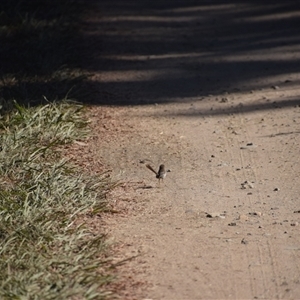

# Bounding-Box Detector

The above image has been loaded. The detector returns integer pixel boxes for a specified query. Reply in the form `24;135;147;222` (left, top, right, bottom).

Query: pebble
291;222;299;227
228;222;237;226
249;212;262;217
206;212;226;219
240;143;257;150
238;214;249;221
220;97;228;103
241;181;254;189
241;238;248;245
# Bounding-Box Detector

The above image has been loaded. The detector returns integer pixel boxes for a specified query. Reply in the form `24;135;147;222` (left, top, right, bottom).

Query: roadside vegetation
0;1;116;299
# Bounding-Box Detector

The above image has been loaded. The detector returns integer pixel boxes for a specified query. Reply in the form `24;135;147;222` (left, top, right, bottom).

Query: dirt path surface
84;1;300;299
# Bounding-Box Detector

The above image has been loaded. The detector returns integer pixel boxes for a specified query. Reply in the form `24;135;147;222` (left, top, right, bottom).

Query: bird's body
156;164;167;181
146;164;170;183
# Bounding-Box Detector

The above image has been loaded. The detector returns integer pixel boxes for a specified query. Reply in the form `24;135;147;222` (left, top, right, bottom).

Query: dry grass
0;1;119;298
0;101;116;299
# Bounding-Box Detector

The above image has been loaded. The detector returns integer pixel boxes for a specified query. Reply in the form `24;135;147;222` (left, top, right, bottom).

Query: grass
0;1;119;299
0;101;116;299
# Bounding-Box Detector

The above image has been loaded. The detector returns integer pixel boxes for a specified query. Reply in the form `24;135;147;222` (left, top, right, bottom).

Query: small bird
146;164;170;183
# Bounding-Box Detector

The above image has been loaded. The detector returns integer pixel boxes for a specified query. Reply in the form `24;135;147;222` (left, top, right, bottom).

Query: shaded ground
0;0;94;109
83;1;300;299
86;1;300;107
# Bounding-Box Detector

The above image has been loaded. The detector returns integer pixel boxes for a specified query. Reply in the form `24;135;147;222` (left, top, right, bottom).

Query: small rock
272;85;280;90
293;210;300;214
241;238;248;245
238;214;249;221
220;97;228;103
241;143;257;149
274;187;280;191
206;212;225;219
249;212;262;217
291;222;299;227
228;222;237;226
241;181;254;189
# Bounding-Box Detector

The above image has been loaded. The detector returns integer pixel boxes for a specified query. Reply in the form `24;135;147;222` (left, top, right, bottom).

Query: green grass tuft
0;102;115;299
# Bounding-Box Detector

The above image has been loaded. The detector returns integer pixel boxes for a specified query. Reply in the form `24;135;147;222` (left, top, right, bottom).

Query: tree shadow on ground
0;0;95;111
81;0;300;114
1;0;300;115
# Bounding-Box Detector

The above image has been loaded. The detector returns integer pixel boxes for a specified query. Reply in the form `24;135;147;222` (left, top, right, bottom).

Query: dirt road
85;1;300;299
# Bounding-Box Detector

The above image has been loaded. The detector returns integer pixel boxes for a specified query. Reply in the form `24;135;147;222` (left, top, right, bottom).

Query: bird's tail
146;164;158;175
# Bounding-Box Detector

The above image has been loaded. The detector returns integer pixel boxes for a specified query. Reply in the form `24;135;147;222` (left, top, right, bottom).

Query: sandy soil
83;1;300;299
